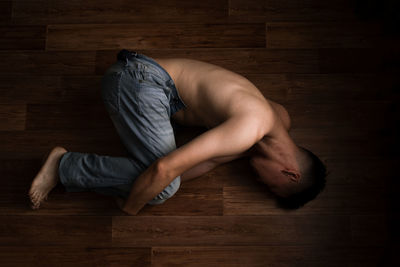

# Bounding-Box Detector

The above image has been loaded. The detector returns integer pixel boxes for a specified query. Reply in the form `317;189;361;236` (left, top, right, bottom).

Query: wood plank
351;215;389;246
12;0;228;24
229;0;358;22
289;128;393;158
318;48;386;73
96;49;320;75
46;23;265;51
242;73;397;103
0;129;127;159
0;75;102;104
0;51;96;75
112;215;351;246
26;103;109;130
0;0;12;24
0;246;151;266
152;246;384;267
139;186;222;216
285;101;393;130
0;216;111;246
314;157;396;186
223;185;389;216
267;22;382;49
0;25;46;50
0;104;26;131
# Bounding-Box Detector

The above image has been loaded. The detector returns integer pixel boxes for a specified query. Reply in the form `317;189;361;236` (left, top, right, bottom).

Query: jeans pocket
101;71;122;115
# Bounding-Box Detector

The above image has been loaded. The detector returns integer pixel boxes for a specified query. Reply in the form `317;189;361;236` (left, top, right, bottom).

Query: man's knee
147;175;181;205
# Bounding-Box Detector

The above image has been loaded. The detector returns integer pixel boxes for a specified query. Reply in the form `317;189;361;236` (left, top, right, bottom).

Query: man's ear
281;169;301;183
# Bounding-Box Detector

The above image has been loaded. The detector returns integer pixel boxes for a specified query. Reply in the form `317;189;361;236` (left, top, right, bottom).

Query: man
29;49;326;213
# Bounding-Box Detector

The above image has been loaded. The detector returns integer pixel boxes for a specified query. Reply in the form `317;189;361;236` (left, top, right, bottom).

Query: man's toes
29;192;35;202
36;193;43;202
31;193;40;204
31;195;38;204
31;197;41;207
34;192;41;200
31;192;38;202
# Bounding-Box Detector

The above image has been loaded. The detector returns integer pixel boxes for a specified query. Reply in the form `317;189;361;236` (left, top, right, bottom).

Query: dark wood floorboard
0;51;96;75
266;22;383;49
112;215;351;246
0;0;398;266
46;23;266;50
151;246;384;267
11;0;229;24
229;0;359;22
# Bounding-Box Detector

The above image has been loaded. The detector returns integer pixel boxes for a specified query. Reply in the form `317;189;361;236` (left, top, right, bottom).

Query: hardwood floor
0;0;398;266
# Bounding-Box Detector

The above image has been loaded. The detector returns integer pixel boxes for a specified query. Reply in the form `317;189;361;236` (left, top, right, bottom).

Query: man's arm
180;151;251;182
122;112;274;215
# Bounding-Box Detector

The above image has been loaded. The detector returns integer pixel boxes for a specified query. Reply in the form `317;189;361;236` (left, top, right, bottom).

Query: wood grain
0;51;96;75
0;0;12;24
46;23;265;51
0;104;26;131
152;246;384;267
0;25;46;50
0;75;101;104
0;246;151;266
267;22;382;48
0;0;397;265
12;0;228;24
229;0;358;22
112;215;350;246
0;215;111;246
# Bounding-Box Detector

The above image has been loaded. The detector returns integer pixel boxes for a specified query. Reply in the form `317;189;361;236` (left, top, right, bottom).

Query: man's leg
111;60;181;205
57;58;181;205
58;151;146;199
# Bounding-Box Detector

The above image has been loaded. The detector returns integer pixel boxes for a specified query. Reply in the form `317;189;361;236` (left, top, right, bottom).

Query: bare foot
28;146;68;210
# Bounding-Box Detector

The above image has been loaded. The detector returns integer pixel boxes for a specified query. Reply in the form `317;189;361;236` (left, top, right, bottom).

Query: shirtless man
29;50;326;213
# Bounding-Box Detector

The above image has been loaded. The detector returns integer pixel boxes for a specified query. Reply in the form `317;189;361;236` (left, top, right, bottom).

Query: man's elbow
147;159;181;205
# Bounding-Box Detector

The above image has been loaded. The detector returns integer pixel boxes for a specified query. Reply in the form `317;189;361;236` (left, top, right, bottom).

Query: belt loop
117;49;138;65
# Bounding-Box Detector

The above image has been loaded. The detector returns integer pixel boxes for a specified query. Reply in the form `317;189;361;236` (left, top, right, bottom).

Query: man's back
154;58;272;129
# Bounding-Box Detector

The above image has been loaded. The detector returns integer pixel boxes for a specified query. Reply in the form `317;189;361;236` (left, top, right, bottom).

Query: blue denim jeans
58;50;187;205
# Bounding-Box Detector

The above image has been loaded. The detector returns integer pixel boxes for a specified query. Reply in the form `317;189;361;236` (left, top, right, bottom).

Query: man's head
249;136;327;209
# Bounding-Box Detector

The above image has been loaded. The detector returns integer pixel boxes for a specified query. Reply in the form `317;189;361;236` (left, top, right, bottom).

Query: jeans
58;49;187;205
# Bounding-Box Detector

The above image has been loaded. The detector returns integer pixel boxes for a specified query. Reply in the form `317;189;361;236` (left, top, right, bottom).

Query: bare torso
153;57;272;129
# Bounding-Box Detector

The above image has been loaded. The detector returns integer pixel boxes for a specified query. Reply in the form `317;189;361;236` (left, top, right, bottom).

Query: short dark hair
276;147;327;209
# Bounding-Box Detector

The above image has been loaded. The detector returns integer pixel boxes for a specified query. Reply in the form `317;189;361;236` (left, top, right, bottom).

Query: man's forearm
181;152;250;182
122;159;171;215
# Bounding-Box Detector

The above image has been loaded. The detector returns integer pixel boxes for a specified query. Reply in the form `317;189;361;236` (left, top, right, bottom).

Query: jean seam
58;152;69;186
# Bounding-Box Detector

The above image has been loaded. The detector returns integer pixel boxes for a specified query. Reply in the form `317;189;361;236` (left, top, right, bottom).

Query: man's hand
122;158;172;215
